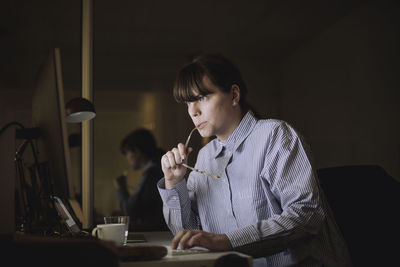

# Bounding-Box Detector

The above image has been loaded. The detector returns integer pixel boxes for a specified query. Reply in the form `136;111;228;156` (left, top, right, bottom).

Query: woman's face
186;76;241;141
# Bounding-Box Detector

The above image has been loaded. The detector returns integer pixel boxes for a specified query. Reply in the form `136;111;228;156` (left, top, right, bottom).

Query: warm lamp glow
65;97;96;123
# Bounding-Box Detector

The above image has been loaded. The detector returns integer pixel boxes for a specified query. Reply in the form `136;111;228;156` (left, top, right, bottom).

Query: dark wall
280;0;400;179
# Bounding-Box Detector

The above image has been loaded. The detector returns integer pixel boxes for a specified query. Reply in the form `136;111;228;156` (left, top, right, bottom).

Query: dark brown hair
120;128;162;159
173;54;249;110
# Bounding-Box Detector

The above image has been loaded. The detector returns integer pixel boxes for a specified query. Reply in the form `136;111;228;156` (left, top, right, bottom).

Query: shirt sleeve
225;122;325;257
157;177;201;234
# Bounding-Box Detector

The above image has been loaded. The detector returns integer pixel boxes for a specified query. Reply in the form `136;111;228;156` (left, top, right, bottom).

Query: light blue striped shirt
158;111;351;267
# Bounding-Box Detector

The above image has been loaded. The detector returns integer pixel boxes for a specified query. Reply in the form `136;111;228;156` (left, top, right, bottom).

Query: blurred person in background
115;128;168;231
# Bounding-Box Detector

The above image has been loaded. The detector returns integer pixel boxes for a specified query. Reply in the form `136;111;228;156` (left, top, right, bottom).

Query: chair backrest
317;165;400;266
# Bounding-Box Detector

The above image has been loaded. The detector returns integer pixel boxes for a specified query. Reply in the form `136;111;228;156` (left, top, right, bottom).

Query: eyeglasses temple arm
181;163;221;179
185;127;197;148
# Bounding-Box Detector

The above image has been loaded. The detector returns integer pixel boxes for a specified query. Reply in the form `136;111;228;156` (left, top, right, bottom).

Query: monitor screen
31;48;75;203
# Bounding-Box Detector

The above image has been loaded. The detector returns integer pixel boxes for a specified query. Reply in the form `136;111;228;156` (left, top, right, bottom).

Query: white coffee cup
92;223;125;246
104;216;130;245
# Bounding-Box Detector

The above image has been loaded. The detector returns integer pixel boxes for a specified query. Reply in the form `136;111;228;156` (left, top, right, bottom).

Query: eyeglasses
181;127;233;179
181;127;221;179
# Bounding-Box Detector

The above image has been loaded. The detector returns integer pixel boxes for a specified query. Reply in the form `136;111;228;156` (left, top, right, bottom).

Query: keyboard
170;248;209;256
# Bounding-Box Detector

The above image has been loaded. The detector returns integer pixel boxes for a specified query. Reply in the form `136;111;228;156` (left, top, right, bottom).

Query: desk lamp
65;97;96;123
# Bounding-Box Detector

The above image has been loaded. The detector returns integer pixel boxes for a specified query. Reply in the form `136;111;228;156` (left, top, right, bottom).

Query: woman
157;54;352;267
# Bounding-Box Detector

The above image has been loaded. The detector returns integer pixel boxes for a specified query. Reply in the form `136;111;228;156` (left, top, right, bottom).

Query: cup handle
92;227;98;237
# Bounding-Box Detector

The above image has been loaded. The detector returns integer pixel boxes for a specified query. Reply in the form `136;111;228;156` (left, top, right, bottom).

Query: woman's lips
196;122;207;129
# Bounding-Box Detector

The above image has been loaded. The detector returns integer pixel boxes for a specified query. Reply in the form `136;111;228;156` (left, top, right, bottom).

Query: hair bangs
173;63;211;103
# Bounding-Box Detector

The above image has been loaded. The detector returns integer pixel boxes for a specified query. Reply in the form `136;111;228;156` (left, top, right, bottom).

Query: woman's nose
188;102;200;117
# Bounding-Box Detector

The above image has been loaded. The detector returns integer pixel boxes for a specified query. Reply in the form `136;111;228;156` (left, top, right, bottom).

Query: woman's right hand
161;143;192;189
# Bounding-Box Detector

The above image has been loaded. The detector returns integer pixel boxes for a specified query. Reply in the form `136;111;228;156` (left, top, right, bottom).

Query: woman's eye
198;96;206;101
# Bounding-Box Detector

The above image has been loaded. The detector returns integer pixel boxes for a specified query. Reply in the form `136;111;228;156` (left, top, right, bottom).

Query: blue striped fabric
158;111;352;267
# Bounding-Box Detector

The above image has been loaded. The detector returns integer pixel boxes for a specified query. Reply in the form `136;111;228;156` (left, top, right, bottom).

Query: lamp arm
0;121;25;136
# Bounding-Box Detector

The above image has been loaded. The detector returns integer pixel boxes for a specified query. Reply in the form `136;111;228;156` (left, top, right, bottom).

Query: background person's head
120;128;158;170
173;53;249;113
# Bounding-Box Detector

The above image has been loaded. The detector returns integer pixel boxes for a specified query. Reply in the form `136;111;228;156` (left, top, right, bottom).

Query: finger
161;154;171;169
172;147;182;165
187;232;203;248
179;231;197;250
177;143;186;161
165;151;177;169
171;230;186;250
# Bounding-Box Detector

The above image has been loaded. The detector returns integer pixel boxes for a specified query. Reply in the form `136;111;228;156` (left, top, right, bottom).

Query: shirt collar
214;110;257;158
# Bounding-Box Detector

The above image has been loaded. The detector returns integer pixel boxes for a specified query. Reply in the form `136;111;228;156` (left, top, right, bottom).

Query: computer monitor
31;48;83;228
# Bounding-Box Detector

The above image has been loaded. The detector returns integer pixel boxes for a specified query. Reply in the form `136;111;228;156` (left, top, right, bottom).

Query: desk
120;232;253;267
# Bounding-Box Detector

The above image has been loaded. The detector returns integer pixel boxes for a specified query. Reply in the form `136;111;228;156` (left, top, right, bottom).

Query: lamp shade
65;97;96;123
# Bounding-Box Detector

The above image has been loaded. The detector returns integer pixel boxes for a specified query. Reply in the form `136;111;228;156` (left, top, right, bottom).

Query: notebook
127;232;147;243
53;196;81;234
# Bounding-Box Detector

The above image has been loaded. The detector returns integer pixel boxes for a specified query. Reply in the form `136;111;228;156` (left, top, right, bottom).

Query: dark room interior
1;0;399;266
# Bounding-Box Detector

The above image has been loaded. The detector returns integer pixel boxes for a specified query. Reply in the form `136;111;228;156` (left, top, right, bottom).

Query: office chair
317;165;400;267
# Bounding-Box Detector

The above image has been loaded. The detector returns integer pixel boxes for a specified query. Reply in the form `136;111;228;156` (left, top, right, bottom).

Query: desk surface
120;231;253;267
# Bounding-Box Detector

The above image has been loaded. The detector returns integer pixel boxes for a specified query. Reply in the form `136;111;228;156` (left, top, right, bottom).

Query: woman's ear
231;84;241;106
